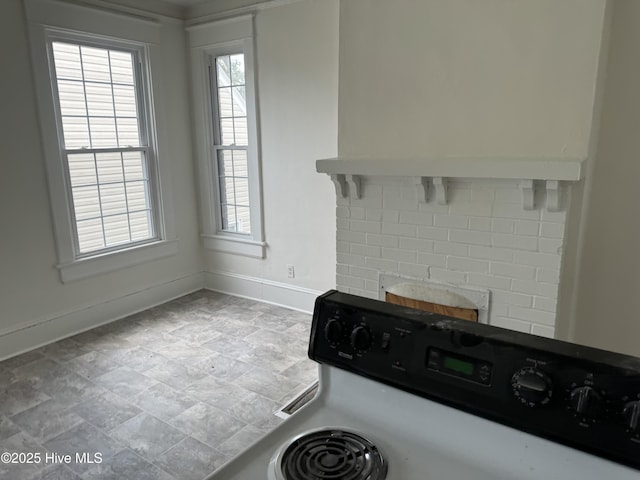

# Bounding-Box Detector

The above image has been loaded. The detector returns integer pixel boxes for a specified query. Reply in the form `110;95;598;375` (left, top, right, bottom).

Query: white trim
57;239;179;283
0;273;203;361
185;0;305;24
316;157;584;181
202;234;265;259
24;0;162;44
204;271;323;313
188;15;265;259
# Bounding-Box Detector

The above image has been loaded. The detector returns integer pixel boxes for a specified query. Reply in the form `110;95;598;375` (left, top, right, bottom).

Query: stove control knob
324;319;344;346
511;367;553;407
350;326;372;352
623;401;640;432
570;386;603;418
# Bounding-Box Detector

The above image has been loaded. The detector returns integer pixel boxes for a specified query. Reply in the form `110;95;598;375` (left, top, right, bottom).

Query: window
188;16;265;258
212;53;251;234
25;0;178;282
50;40;156;254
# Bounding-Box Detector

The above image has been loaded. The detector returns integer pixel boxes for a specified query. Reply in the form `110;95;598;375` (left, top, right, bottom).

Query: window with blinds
212;53;251;235
50;41;156;255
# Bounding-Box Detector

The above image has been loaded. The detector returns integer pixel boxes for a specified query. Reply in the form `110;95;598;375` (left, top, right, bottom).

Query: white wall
0;0;202;358
204;0;339;303
570;0;640;357
338;0;605;158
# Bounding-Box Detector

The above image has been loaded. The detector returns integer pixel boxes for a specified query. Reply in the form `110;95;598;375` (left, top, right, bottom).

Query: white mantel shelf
316;157;584;180
317;157;585;211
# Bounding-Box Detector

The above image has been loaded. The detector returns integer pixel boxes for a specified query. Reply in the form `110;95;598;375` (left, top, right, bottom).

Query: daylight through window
214;53;251;234
51;41;155;254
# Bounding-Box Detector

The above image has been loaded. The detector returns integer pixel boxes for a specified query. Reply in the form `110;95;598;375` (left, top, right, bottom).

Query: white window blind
51;41;155;254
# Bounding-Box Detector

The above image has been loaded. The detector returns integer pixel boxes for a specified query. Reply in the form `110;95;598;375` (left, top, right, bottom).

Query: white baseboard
204;270;324;313
0;272;204;361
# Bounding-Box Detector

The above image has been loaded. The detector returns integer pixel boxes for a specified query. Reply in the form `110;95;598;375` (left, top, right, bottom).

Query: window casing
189;17;265;258
48;37;159;256
25;0;178;282
211;52;252;235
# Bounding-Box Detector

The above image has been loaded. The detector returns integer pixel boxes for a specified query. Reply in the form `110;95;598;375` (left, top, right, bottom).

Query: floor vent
276;381;319;418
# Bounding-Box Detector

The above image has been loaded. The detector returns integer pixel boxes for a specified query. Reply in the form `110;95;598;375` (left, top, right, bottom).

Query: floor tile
0;378;51;417
110;413;185;461
221;391;281;425
37;339;92;363
201;334;255;358
280;359;319;385
102;346;167;373
169;402;245;448
133;383;197;421
154;436;229;480
0;414;21;440
0;350;45;370
40;372;107;405
216;424;267;458
11;358;70;390
235;367;301;402
66;351;122;380
165;321;222;346
0;431;48;479
0;366;15;385
93;368;158;398
11;398;84;443
43;422;124;474
252;312;298;332
81;449;175;480
144;359;208;390
214;305;262;323
151;339;213;363
72;392;141;431
26;464;83;480
207;317;259;339
237;343;299;373
244;329;308;358
182;376;250;412
199;352;252;382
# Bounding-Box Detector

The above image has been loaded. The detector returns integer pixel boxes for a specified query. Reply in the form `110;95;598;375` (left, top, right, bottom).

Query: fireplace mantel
316;156;584;211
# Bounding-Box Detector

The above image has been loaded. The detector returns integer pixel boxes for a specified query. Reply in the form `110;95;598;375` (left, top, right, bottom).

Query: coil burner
271;428;387;480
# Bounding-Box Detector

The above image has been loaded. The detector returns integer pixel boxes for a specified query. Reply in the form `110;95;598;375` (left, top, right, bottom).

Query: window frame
188;16;265;258
47;33;162;258
25;0;178;282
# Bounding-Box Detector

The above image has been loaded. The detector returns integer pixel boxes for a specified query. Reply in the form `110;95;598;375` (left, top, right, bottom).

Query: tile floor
0;290;318;479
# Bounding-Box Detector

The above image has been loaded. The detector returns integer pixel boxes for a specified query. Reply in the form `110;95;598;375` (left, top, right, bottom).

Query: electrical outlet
287;264;295;278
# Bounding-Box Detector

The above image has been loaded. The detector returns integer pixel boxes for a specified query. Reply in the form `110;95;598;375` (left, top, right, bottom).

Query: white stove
208;290;640;480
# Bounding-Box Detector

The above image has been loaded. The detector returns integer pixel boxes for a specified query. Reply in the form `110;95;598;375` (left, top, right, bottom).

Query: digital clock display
443;355;475;376
427;348;492;385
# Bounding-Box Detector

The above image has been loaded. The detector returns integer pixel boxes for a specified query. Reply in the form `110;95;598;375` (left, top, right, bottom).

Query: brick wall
335;176;567;337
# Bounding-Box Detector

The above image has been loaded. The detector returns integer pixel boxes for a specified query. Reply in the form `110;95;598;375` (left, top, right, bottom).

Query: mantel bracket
414;176;429;203
546;180;561;212
329;174;347;198
432;177;448;205
520;179;535;210
346;174;361;199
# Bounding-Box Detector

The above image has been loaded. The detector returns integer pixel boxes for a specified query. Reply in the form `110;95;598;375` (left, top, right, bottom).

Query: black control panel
308;290;640;471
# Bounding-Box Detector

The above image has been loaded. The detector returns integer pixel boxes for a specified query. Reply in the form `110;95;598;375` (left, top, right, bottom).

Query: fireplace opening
385;290;478;322
380;274;490;324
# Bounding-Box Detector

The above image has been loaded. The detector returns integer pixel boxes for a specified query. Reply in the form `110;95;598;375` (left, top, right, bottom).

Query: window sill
56;239;179;283
202;234;266;258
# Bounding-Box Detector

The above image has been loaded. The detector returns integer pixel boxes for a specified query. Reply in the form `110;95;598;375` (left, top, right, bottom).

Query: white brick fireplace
318;158;584;338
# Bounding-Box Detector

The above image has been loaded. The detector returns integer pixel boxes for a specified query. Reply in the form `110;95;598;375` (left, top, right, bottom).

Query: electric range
208;290;640;480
